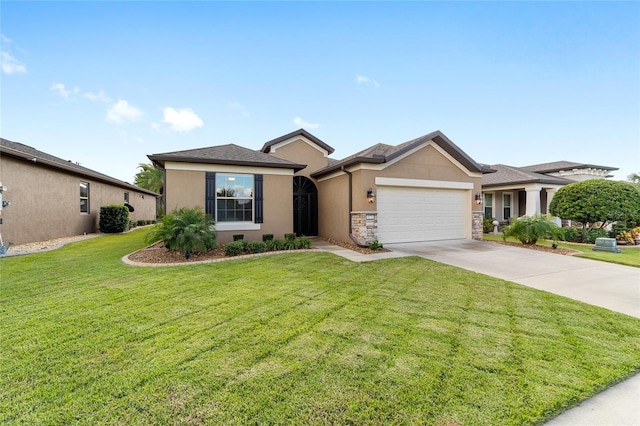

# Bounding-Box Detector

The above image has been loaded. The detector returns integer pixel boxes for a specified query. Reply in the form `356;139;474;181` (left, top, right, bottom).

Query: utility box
593;238;621;254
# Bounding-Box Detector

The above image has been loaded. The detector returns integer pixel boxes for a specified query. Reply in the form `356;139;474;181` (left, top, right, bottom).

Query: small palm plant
502;214;562;245
146;207;216;258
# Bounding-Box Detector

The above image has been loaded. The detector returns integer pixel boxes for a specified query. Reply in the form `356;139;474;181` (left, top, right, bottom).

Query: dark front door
293;176;318;236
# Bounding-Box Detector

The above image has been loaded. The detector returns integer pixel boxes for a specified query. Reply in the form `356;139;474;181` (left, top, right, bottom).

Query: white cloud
50;83;72;98
106;100;143;124
230;102;250;117
1;35;27;75
355;74;380;88
163;107;203;132
293;117;320;129
84;89;111;103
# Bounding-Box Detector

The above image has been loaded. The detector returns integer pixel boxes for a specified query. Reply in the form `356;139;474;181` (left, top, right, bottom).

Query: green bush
262;234;274;242
502;215;562;245
146;206;217;258
583;228;609;243
128;220;137;230
136;220;146;226
233;234;244;241
368;240;383;250
224;241;245;256
285;233;296;241
283;238;298;250
267;238;286;251
247;241;267;254
99;205;130;233
559;226;579;242
483;217;495;234
297;237;312;249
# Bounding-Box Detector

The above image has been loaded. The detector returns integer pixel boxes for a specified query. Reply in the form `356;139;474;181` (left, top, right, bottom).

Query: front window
124;192;129;203
503;193;512;221
80;182;89;213
216;174;253;222
483;193;493;219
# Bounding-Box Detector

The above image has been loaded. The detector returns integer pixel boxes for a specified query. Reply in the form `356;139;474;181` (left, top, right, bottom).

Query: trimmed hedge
99;205;130;233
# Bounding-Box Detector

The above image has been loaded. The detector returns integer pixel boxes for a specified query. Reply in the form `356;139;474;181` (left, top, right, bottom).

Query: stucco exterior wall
267;139;329;177
164;167;294;244
317;173;350;242
0;156;157;245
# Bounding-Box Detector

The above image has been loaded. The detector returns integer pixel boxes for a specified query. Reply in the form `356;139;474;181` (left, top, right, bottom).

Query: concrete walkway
318;238;640;425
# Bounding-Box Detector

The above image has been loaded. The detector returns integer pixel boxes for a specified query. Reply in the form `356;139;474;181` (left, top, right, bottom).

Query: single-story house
148;129;494;245
480;161;618;222
0;138;158;245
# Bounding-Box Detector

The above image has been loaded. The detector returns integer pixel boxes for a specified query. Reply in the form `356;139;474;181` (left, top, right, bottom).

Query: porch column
546;188;561;225
525;187;541;217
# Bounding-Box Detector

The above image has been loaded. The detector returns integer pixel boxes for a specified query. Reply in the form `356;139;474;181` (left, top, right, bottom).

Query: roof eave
148;155;306;172
310;157;385;178
261;128;335;155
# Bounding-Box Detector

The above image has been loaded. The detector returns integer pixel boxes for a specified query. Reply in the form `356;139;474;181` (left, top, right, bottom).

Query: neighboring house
149;129;493;245
0;138;158;245
481;161;618;222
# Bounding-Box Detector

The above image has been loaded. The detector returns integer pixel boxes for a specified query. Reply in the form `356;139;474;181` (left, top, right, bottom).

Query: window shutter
205;172;216;218
255;174;264;223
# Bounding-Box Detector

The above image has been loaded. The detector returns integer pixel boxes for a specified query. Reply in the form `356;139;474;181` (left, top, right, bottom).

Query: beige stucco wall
164;167;294;244
316;143;483;243
0;156;157;245
267;139;329;177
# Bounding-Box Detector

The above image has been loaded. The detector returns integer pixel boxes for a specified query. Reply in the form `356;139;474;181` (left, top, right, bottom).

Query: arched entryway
293;176;318;236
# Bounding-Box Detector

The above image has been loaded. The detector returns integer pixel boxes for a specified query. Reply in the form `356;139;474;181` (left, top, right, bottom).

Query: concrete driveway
385;239;640;426
386;239;640;318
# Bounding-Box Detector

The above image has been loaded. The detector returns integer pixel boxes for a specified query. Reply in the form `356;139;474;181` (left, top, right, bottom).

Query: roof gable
261;129;335;155
0;138;158;196
311;130;486;178
148;143;306;171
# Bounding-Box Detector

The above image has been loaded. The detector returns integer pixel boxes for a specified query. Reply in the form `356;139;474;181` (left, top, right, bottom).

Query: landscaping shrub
502;214;562;245
266;238;285;251
247;241;267;254
483;217;495;234
262;234;274;242
368;240;383;250
283;237;298;250
297;237;312;249
99;205;130;233
145;206;216;258
224;240;245;256
137;220;146;226
128;220;136;230
285;233;296;241
583;228;609;244
559;226;579;242
233;234;244;241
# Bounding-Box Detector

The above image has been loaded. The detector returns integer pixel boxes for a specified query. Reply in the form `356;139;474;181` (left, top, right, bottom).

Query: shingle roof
148;143;306;171
261;128;335;155
311;130;488;178
482;164;572;187
520;161;618;174
0;138;159;196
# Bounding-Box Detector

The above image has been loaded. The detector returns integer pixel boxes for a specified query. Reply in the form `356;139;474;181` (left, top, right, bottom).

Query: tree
134;163;164;216
628;172;640;187
549;179;640;236
134;163;163;194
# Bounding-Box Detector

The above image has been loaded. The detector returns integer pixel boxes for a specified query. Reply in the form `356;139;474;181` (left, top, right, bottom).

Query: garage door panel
377;186;466;243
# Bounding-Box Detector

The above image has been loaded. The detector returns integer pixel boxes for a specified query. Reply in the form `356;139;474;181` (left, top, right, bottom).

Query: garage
376;179;471;244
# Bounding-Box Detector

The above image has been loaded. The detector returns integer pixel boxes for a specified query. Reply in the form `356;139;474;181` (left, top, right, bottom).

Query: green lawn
2;229;640;425
483;233;640;267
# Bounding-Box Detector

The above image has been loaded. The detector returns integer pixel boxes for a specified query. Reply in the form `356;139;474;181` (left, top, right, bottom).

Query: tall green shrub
146;206;216;258
502;215;562;245
99;205;130;233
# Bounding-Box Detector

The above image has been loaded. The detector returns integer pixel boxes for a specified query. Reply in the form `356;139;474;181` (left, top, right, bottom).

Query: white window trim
216;173;254;224
502;192;513;221
483;191;494;218
216;222;261;231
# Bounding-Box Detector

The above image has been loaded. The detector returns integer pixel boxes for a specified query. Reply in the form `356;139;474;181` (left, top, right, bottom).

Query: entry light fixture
475;193;483;205
367;188;376;203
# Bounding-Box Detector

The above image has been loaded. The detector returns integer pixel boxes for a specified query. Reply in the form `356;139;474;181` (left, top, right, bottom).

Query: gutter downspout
341;166;368;248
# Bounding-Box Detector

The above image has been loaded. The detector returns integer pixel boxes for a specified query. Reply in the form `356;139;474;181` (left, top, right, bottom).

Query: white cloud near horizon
106;100;143;124
163;107;203;131
1;35;27;75
50;83;80;99
293;117;320;129
355;74;380;88
84;89;111;103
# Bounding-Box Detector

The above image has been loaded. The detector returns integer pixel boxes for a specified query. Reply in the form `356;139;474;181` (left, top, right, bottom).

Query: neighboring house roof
519;161;618;174
482;164;573;187
261;128;335;155
0;138;159;196
148;143;306;172
311;130;490;178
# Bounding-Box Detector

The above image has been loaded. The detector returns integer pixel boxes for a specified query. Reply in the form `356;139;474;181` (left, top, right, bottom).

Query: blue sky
2;1;638;183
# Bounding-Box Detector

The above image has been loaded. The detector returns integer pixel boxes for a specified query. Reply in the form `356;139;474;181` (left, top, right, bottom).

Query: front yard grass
483;233;640;268
2;229;640;425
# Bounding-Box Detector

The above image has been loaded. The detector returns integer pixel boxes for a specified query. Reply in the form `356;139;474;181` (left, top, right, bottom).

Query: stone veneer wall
472;212;484;240
351;212;378;245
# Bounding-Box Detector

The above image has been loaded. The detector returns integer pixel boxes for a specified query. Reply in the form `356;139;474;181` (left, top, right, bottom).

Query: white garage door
377;186;467;243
